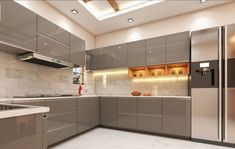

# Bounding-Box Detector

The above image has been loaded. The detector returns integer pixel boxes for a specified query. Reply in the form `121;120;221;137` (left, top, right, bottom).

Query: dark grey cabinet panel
47;124;77;146
0;114;43;149
100;97;117;127
37;34;70;61
127;40;146;67
86;49;99;70
45;98;77;116
37;16;69;45
13;100;44;106
112;44;128;68
70;34;85;66
77;98;90;133
46;112;77;131
146;36;166;65
0;1;37;53
117;97;138;129
90;97;100;128
138;98;162;133
166;31;190;63
98;46;113;69
162;98;191;137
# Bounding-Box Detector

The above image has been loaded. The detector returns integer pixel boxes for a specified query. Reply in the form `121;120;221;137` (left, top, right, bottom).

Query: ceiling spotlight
71;9;79;14
128;18;134;23
200;0;207;3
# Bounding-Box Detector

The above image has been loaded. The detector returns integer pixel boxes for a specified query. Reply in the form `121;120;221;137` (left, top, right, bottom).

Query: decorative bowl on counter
131;91;141;96
143;92;152;96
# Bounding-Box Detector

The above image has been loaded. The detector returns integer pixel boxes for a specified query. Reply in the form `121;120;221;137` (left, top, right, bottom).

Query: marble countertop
0;103;49;119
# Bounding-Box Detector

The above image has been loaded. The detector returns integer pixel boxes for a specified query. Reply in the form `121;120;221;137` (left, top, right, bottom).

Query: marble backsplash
94;73;189;96
0;51;80;98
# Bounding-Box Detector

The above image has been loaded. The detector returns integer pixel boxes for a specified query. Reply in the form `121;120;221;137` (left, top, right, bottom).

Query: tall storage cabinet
0;1;37;54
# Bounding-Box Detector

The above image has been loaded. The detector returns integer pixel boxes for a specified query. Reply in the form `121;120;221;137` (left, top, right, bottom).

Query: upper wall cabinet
98;46;113;69
0;1;37;53
37;16;69;45
37;16;70;61
37;34;70;61
166;31;190;64
70;34;85;66
146;36;166;65
86;49;99;70
127;40;146;67
112;44;128;68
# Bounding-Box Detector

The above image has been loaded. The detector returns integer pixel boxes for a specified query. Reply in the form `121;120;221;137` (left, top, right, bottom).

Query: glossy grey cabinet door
37;34;70;61
0;114;43;149
127;40;146;67
47;124;77;146
112;44;128;68
98;46;113;69
0;1;36;53
77;98;90;133
100;97;117;127
138;97;162;133
162;98;191;137
86;49;99;70
45;98;77;116
37;16;69;45
90;97;100;128
166;31;190;63
70;34;85;66
146;36;166;65
117;97;138;130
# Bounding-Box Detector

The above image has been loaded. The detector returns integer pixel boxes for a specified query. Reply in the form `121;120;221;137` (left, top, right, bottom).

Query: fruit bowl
131;91;141;96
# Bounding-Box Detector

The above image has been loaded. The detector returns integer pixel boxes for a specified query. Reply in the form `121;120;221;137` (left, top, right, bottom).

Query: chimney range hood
18;53;74;68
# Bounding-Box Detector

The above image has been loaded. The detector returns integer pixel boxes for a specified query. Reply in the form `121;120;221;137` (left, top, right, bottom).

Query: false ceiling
47;0;232;35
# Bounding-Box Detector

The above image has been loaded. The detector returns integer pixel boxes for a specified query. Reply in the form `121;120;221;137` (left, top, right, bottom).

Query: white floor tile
49;128;232;149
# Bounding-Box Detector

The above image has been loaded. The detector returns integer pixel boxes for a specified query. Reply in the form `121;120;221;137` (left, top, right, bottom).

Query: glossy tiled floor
50;128;231;149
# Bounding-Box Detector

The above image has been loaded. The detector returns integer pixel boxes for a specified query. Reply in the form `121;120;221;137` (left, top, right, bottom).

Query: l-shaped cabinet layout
13;96;191;148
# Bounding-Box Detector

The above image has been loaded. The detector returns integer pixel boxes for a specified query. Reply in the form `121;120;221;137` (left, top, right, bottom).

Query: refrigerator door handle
218;27;222;141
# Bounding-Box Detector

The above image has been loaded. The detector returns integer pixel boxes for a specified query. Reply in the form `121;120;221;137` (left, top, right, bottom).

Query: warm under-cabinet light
132;76;189;83
93;70;128;76
200;0;207;3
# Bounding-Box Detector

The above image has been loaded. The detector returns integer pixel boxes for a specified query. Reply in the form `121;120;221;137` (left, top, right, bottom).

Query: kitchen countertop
0;103;49;119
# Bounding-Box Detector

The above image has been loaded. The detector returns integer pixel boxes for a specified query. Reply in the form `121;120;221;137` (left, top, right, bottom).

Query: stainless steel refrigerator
191;24;235;145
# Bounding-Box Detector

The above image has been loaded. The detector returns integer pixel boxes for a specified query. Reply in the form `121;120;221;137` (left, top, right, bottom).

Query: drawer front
13;100;44;106
46;111;77;131
47;124;77;146
45;98;77;115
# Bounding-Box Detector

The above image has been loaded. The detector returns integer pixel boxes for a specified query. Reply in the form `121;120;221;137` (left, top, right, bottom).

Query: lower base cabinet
47;124;77;146
77;97;99;134
0;114;43;149
138;97;162;133
117;97;138;130
162;98;191;137
100;97;117;127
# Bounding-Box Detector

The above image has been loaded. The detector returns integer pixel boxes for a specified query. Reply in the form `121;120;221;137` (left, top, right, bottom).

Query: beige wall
96;2;235;48
15;0;95;50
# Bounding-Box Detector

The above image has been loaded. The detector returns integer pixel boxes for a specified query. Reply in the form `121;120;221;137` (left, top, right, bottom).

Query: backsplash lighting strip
93;70;128;76
132;76;189;82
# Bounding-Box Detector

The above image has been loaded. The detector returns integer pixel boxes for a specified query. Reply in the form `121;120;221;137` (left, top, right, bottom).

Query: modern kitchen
0;0;235;149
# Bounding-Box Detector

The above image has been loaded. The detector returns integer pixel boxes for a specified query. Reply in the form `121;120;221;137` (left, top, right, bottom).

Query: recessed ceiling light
200;0;207;3
71;9;79;14
128;18;134;23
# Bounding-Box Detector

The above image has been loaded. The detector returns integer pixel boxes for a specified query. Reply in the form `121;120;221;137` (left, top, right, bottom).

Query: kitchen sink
0;104;28;111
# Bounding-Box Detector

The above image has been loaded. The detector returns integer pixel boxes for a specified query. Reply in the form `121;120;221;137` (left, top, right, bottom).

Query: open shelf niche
128;63;189;78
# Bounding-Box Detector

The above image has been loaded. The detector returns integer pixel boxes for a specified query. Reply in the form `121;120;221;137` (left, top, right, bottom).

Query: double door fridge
191;24;235;145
